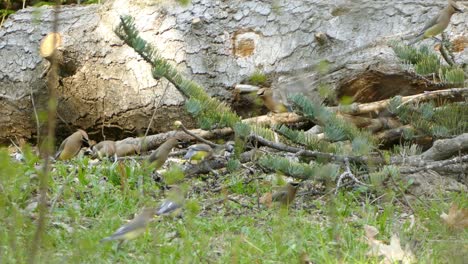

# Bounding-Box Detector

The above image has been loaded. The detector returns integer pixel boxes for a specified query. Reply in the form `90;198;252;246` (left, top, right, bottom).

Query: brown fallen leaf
440;204;468;229
364;225;415;264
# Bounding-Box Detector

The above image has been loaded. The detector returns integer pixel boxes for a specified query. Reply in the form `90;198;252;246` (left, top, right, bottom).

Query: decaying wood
399;154;468;174
391;133;468;166
332;88;468;116
375;125;414;142
116;127;233;152
419;133;468;161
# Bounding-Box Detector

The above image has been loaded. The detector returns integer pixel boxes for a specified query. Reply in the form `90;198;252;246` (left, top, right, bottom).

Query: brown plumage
92;140;117;159
115;142;140;157
257;88;289;113
55;129;90;160
271;182;300;207
148;138;179;169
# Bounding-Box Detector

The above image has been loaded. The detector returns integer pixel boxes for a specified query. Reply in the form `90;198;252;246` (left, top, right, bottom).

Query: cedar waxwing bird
183;143;213;164
55;129;90;160
148;138;179;169
257;88;290;113
115;142;140;157
271;182;301;207
100;207;155;246
409;0;463;45
156;185;185;217
92;140;116;159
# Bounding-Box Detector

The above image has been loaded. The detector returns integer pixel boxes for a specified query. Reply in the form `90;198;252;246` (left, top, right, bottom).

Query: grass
0;147;467;263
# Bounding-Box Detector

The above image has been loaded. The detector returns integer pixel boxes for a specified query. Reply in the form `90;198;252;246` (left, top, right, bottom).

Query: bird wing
107;217;146;239
420;13;440;32
156;200;181;215
54;138;68;159
148;148;161;163
183;148;197;160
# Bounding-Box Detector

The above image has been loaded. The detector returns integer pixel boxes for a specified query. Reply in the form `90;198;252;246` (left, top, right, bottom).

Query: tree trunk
0;0;466;144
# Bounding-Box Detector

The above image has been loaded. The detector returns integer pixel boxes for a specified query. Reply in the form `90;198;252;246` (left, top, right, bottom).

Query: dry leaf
364;225;415;264
440;204;468;229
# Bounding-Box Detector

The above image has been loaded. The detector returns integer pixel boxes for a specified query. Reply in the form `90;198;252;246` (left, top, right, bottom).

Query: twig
145;81;169;137
9;138;22;153
177;122;223;148
439;34;456;67
249;134;379;164
56;112;74;133
28;2;61;263
335;157;367;194
227;197;257;211
389;173;415;214
30;88;41;145
49;179;69;214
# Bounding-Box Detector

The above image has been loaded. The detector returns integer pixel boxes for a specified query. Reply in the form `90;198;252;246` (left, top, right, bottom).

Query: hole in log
337;70;447;103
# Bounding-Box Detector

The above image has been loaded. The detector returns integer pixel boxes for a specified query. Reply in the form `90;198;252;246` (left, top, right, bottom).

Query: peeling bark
0;0;466;144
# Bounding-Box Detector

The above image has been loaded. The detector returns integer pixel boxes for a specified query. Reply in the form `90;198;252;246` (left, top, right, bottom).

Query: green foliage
390;42;465;85
233;123;251;139
390;97;468;138
32;1;56;7
162;165;185;185
226;159;241;172
0;147;466;263
247;71;268;86
115;15;241;129
175;0;191;6
274;124;335;153
290;94;374;152
440;67;465;85
258;155;339;181
250;124;277;142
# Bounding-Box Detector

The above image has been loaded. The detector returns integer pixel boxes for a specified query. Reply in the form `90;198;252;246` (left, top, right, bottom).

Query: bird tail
100;237;113;243
408;33;424;45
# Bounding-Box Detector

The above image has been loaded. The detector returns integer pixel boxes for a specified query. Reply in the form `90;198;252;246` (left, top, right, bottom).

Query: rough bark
0;0;466;144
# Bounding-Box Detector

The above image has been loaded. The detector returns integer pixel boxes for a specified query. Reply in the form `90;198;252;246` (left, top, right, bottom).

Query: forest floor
1;148;467;264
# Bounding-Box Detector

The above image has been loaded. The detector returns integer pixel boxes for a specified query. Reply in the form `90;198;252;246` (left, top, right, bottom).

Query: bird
115;142;140;157
156;185;185;217
55;129;90;160
257;88;290;113
100;207;155;247
148;138;180;169
271;182;301;207
409;0;463;45
91;140;116;159
183;143;213;164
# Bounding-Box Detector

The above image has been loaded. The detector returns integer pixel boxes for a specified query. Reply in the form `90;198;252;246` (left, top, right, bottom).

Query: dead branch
332;88;468;115
399;154;468;174
248;134;383;164
243;112;305;126
116;127;233;152
335;157;367;194
176;122;223;148
375;125;414;142
419;133;468;161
